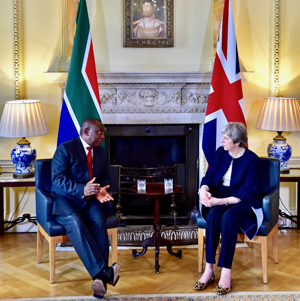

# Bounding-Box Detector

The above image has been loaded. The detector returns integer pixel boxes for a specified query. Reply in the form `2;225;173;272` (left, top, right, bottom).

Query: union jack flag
202;0;246;165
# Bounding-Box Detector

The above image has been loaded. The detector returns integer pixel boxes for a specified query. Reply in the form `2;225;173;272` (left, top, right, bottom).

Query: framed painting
123;0;174;48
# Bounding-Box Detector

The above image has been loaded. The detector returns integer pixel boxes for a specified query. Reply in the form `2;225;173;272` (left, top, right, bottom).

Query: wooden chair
35;159;118;284
197;157;280;284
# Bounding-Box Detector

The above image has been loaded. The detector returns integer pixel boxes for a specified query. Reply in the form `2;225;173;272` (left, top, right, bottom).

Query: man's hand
83;177;102;197
96;185;114;203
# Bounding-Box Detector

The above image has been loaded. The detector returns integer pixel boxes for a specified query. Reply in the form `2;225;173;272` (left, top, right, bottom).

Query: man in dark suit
51;118;120;298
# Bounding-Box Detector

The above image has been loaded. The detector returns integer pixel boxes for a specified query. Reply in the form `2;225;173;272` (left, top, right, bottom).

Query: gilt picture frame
123;0;174;48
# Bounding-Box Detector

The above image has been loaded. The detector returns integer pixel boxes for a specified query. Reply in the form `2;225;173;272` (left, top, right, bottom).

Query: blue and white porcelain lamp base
267;131;291;174
11;137;36;179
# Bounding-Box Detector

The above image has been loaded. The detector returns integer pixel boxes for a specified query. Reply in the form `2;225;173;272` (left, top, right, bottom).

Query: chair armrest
262;187;279;225
105;192;114;216
35;187;55;224
196;215;206;229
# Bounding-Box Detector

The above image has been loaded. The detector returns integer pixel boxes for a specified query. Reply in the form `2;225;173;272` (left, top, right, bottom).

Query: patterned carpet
4;291;300;301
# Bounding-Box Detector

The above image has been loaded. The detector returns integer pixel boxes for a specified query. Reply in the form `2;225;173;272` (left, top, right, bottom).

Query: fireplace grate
110;164;185;226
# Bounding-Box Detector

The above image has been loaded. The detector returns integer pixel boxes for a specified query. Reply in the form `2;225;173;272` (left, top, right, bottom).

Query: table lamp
256;97;300;173
0;100;49;178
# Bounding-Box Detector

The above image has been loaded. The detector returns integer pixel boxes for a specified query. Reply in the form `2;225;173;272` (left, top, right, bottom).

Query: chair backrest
197;157;280;229
35;158;115;220
258;157;280;194
257;157;280;235
35;159;52;193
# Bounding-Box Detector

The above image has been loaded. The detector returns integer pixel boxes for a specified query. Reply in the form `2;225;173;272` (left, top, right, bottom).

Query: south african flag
57;0;102;146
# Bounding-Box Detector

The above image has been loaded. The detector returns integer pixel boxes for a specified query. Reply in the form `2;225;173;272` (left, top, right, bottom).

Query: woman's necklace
229;147;245;160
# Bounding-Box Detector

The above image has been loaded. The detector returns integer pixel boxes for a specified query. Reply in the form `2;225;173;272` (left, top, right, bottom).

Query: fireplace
45;72;212;244
105;124;199;226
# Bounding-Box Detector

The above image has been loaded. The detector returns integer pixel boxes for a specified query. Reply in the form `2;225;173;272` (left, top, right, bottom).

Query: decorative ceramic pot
11;143;36;178
267;139;292;173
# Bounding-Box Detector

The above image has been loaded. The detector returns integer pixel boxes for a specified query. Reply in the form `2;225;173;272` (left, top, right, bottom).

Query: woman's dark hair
222;122;248;147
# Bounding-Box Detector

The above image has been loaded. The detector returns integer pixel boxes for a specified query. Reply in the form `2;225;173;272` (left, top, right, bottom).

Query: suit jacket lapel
74;137;90;182
92;147;102;179
74;136;87;162
215;152;232;186
73;137;104;180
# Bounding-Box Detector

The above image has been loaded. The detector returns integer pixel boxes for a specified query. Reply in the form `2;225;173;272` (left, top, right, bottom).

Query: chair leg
216;238;221;254
109;228;118;263
261;237;268;284
198;228;205;273
37;225;44;264
272;224;279;264
49;237;57;284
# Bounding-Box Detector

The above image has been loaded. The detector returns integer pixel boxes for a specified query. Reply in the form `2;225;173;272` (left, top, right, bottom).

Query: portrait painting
123;0;174;48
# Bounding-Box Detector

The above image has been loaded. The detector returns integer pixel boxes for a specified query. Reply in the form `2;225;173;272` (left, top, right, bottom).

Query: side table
131;182;182;273
0;172;35;235
280;170;300;229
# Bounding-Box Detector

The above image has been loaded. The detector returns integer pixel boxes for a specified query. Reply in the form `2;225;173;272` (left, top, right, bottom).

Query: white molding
44;71;252;85
288;157;300;168
0;160;14;168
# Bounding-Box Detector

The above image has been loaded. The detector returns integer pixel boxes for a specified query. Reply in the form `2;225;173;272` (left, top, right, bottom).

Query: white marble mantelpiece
45;71;215;84
45;72;210;124
44;71;252;125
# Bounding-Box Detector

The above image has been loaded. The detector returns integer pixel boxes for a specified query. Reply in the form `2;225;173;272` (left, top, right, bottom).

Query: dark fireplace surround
105;124;199;227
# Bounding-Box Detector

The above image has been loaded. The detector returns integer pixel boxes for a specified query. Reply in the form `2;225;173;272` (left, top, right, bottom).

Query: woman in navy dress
194;122;263;295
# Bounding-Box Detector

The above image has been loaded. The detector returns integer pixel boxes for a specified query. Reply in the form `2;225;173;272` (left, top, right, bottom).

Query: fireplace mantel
44;71;252;125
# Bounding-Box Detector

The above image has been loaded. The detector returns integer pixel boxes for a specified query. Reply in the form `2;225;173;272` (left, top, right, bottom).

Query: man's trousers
55;198;109;279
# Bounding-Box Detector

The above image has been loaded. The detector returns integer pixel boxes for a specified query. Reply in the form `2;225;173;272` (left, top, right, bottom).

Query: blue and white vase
11;143;36;178
267;139;292;173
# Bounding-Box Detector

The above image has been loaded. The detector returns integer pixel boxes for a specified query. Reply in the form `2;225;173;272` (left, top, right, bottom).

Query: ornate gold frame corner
269;0;280;97
123;0;174;48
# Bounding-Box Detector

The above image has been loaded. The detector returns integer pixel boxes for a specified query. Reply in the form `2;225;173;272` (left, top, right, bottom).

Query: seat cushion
197;212;273;237
43;215;118;238
44;220;67;236
255;221;273;236
106;215;118;229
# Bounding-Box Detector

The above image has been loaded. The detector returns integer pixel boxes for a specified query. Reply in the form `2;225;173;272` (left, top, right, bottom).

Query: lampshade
256;97;300;174
256;97;300;132
0;100;49;138
0;100;49;178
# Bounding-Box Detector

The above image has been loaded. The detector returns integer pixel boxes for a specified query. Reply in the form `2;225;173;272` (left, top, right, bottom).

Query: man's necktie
87;147;93;180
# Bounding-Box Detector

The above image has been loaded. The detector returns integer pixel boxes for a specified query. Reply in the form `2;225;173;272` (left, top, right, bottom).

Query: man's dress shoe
92;279;107;299
103;262;121;286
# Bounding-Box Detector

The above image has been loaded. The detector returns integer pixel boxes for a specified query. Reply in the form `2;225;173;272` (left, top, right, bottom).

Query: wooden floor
0;229;299;299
